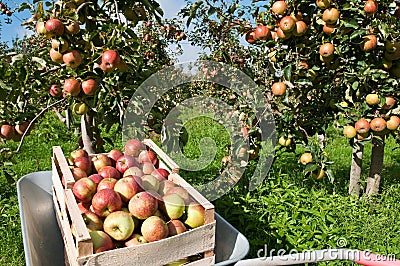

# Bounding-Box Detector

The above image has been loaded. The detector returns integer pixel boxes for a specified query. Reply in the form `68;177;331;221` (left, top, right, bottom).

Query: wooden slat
64;189;93;258
186;256;215;266
143;139;179;173
83;221;216;266
52;159;66;214
53;146;75;189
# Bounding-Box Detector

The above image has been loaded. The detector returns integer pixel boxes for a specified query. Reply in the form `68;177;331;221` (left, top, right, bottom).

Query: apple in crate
128;191;158;220
116;155;137;174
142;162;155;175
151;168;170;182
82;211;103;232
74;156;92;175
161;193;185;220
71;167;87;181
88;174;103;184
98;166;121;179
184;203;205;228
166;186;190;205
89;231;114;254
92;188;122;217
92;154;112;172
158;180;176;195
73;177;97;203
108;149;124;166
125;233;148;247
141;174;160;192
103;211;135;241
165;258;189;266
77;202;91;214
124;139;146;157
123;166;143;177
70;149;89;161
114;176;143;202
97;177;118;191
167;220;187;236
138;150;158;165
141;216;169;242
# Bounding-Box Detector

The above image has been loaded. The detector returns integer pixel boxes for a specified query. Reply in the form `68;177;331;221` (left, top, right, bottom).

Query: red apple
151;168;170;182
116;155;138;174
70;149;89;160
124;139;146;157
81;78;98;96
184;202;205;228
165;187;190;204
71;167;87;181
63;50;82;69
142;162;155;175
141;174;160;192
103;211;135;241
45;19;64;36
49;84;62;98
72;177;97;203
167;220;187;236
89;231;114;253
35;21;47;35
92;188;123;217
158;180;176;195
98;166;121;179
125;233;148;246
128;191;158;220
49;48;63;63
15;121;30;135
92;154;112;172
161;193;185;220
65;20;80;35
123;166;143;177
100;50;121;72
138;150;158;165
74;156;92;175
108;149;124;166
88;174;103;184
1;125;15;140
77;202;91;214
63;78;81;97
141;216;169;242
97;178;118;191
114;176;143;202
82;211;103;232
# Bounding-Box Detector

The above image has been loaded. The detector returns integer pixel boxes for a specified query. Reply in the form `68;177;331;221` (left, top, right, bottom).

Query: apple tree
0;0;186;154
181;0;400;195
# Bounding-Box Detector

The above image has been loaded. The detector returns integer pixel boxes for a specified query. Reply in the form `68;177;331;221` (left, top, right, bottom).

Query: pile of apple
65;138;206;257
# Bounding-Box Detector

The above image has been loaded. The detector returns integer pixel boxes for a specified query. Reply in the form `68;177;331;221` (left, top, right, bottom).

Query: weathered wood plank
53;146;75;189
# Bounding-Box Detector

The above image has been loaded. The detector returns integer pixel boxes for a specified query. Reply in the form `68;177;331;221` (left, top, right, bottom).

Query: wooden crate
51;139;216;266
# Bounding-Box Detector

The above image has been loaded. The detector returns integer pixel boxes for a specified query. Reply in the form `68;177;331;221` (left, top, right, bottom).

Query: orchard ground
1;112;400;265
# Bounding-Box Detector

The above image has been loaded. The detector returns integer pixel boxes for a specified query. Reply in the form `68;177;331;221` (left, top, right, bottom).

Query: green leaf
352;81;359;90
284;64;292;81
343;19;359;29
350;30;365;40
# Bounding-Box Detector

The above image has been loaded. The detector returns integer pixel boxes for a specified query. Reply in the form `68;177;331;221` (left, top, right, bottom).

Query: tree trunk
81;114;96;155
349;139;364;196
365;136;385;196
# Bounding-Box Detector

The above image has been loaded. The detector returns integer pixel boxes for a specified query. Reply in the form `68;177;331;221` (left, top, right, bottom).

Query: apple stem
81;114;96;155
16;98;66;153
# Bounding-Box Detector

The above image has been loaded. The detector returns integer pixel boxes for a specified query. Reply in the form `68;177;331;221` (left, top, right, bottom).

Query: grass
0;113;399;265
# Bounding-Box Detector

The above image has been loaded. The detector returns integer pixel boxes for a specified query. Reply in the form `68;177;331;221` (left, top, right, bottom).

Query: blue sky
0;0;200;62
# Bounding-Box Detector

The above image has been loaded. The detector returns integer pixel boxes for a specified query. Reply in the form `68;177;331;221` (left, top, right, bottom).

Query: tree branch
16;98;66;153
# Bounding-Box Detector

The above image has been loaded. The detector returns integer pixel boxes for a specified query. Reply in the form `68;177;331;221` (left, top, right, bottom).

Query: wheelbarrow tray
17;171;249;266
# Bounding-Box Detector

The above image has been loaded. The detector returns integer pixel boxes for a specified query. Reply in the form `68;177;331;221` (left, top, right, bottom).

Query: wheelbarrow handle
234;249;400;266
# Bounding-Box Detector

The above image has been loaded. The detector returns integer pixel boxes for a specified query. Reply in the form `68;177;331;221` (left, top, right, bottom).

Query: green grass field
1;113;399;265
